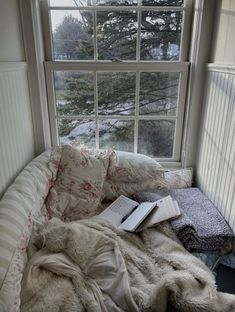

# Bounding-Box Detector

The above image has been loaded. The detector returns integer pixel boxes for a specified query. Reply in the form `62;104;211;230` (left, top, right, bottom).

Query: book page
136;196;181;231
118;201;158;232
98;195;139;226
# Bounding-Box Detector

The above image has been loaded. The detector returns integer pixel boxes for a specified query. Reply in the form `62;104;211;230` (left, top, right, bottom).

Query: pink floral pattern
46;145;111;221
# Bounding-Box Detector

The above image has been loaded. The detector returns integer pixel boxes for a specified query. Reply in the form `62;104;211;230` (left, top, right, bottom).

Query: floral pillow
46;145;112;221
102;178;167;201
107;151;164;183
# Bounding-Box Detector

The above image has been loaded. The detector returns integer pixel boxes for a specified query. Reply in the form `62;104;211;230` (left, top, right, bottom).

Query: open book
98;195;181;232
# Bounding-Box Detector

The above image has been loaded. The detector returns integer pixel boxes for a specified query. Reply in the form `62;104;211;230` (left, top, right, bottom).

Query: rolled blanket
171;188;234;253
133;188;234;253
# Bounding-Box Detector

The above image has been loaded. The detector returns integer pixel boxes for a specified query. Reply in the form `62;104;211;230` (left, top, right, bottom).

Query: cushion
107;151;164;182
164;168;193;188
46;145;112;221
0;152;52;311
102;178;167;201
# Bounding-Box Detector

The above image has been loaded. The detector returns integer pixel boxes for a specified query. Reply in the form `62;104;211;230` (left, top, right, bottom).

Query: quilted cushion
102;179;167;201
46;145;112;221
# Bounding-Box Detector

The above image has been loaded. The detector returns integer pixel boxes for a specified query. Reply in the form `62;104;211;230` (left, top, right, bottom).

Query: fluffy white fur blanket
20;218;235;312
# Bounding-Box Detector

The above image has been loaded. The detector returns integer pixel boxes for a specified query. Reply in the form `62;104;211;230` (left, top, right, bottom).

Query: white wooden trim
41;0;192;161
180;0;194;61
56;115;177;121
44;65;58;145
207;64;235;74
45;61;189;161
19;0;52;153
94;10;97;61
134;71;140;153
47;6;185;11
159;161;182;169
173;67;189;161
182;0;216;168
44;61;189;71
94;71;99;149
41;0;53;61
0;62;27;72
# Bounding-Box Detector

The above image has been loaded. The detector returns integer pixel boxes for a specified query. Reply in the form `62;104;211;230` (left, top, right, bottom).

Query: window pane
96;0;137;5
138;120;175;157
51;10;94;60
97;11;137;60
50;0;93;6
98;72;135;115
141;11;182;60
58;119;96;147
142;0;183;6
54;71;94;115
99;120;134;151
139;72;179;115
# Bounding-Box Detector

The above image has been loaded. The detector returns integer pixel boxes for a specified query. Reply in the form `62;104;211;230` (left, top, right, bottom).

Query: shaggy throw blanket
20;217;235;312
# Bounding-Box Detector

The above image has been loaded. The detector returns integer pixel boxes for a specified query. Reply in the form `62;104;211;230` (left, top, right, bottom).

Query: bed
0;145;234;312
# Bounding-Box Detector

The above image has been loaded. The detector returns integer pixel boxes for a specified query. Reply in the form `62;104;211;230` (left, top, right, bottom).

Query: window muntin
43;0;192;161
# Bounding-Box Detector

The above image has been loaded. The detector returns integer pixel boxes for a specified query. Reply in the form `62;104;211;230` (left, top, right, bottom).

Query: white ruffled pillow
164;168;193;188
102;179;167;201
107;151;164;182
102;151;166;200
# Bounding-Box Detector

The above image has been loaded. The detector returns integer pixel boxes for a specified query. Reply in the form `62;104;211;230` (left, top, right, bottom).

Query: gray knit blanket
133;188;234;253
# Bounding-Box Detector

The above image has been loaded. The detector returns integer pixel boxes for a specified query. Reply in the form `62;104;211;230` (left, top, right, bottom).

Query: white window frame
41;0;193;163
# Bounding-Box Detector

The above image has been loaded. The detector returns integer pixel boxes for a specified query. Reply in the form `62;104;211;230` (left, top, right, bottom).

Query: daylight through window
42;0;192;161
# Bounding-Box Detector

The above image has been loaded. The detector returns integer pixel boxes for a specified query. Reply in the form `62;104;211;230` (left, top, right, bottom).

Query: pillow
46;145;112;221
107;151;164;182
102;178;167;201
164;168;193;189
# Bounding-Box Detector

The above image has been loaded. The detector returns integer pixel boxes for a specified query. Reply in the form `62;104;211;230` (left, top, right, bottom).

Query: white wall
0;0;25;61
0;1;35;198
211;0;235;64
196;0;235;232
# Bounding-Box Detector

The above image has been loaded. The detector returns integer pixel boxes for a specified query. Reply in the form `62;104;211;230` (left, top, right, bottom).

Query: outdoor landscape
51;0;183;157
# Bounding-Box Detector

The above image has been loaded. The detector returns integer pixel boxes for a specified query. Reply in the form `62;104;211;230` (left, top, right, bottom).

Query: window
42;0;192;161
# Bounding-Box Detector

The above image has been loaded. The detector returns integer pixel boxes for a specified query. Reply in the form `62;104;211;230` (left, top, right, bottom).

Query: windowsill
159;161;183;170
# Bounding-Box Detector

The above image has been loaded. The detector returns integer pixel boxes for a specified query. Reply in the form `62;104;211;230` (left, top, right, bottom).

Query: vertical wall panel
197;65;235;232
0;63;35;198
211;0;235;63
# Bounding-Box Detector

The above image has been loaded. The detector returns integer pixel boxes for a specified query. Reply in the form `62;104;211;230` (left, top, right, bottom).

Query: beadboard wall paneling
0;62;35;198
197;64;235;232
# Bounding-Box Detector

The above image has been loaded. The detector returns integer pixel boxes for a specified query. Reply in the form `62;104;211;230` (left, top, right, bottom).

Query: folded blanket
134;188;234;253
20;217;235;312
170;188;234;253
